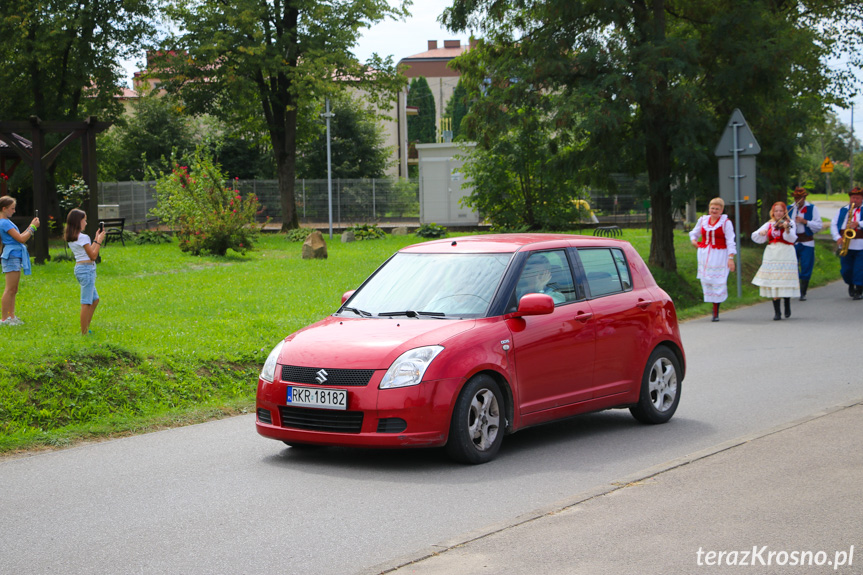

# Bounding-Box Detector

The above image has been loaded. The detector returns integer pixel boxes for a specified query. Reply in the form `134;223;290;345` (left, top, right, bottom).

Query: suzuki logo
315;369;329;384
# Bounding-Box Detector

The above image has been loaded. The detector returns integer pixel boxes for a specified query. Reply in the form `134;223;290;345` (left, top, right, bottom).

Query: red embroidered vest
698;217;727;249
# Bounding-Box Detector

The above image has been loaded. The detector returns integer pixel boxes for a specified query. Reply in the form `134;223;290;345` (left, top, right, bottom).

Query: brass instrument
839;201;856;257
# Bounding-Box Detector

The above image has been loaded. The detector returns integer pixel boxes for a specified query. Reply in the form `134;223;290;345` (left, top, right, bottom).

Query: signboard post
715;109;761;298
821;156;834;196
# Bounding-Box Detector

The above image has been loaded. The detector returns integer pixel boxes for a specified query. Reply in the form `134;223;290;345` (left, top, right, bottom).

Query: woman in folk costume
689;197;737;322
751;201;800;320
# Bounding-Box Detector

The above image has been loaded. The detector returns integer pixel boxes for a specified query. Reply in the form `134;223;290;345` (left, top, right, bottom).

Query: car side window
578;248;627;297
612;248;632;290
514;250;576;305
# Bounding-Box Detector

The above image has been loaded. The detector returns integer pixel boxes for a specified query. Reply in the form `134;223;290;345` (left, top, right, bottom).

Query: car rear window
578;248;631;297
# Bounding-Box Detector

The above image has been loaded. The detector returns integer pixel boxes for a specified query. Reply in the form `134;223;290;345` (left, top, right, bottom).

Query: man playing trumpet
787;187;822;301
830;187;863;300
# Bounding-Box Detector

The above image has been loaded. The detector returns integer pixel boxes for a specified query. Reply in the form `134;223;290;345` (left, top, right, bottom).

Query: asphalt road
1;280;861;575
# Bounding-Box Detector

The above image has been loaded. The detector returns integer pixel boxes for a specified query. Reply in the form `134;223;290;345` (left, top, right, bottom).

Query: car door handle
575;312;593;322
637;299;653;309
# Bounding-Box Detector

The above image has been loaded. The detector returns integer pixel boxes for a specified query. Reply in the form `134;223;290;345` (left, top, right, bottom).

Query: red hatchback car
256;234;685;464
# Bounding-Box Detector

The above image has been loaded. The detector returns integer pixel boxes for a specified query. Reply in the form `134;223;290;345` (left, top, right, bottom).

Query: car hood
279;316;478;369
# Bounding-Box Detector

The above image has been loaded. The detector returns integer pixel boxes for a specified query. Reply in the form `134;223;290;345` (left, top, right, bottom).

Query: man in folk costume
787;187;822;301
689;197;737;321
830;187;863;300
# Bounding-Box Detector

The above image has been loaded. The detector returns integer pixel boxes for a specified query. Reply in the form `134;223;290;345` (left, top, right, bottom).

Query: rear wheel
445;375;504;464
629;346;681;424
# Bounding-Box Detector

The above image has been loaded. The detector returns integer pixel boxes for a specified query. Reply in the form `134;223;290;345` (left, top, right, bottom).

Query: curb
360;397;863;575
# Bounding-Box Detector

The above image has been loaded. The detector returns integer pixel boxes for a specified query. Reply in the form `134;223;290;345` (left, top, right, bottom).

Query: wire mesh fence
98;178;421;231
98;178;651;231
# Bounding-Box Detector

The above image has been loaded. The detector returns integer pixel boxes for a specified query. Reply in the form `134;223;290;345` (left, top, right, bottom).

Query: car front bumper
255;375;464;448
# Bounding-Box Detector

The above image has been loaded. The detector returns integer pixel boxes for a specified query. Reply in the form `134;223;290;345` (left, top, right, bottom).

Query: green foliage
97;93;197;182
157;0;409;229
0;2;159;123
346;223;387;240
407;77;437;144
285;228;315;242
57;177;89;217
443;0;863;268
297;93;391;179
444;79;470;141
415;223;448;238
151;148;264;256
133;230;173;245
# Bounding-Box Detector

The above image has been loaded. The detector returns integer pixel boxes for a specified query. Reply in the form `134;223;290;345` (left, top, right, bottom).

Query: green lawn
0;230;841;454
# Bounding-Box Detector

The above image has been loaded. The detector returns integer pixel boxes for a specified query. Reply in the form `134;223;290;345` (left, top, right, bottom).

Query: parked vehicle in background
256;234;685;464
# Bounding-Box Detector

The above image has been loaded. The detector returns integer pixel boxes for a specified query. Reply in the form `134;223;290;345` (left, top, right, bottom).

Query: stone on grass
302;230;328;259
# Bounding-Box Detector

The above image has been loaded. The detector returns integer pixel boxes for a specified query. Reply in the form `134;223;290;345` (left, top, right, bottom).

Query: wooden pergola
0;116;111;264
0;132;27;196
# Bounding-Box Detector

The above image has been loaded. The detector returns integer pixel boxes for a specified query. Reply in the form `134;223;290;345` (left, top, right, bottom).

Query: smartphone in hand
99;221;105;233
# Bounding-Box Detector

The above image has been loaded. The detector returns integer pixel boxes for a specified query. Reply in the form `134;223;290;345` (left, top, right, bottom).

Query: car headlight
379;346;444;389
260;340;286;383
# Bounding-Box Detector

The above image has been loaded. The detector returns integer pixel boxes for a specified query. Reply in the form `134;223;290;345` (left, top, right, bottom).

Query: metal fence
98;178;421;231
98;178;650;230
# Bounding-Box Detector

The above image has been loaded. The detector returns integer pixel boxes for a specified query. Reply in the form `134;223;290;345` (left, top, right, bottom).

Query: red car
256;234;685;464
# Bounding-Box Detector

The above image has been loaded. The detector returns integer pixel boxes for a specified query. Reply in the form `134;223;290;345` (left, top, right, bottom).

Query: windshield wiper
340;306;373;317
378;310;445;318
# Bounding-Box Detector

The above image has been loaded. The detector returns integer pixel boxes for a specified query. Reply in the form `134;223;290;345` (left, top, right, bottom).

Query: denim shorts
74;264;99;305
2;256;22;273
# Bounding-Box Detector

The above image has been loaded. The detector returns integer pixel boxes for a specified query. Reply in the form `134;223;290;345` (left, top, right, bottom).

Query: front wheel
445;375;504;464
629;345;681;424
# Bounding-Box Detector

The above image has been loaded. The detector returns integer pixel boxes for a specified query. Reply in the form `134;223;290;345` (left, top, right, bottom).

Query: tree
444;0;863;271
296;93;391;179
0;0;161;213
158;0;409;231
407;77;437;144
450;46;582;230
98;92;197;181
444;78;470;141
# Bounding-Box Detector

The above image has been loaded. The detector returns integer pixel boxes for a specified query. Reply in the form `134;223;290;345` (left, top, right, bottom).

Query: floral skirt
752;243;800;298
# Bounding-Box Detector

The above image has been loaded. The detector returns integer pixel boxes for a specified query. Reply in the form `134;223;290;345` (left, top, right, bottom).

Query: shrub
415;223;448;238
134;230;173;245
285;228;314;242
151;148;265;255
346;223;386;240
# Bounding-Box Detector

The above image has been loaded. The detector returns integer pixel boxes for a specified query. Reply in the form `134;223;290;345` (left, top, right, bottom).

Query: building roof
400;40;469;62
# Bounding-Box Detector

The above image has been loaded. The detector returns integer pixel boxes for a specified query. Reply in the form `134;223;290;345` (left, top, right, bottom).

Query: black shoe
799;279;808;301
854;289;863;301
784;298;791;318
712;316;719;322
850;285;856;298
773;300;782;320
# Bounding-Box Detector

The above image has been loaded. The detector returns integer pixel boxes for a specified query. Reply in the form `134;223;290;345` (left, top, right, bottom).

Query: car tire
445;374;505;464
629;345;681;424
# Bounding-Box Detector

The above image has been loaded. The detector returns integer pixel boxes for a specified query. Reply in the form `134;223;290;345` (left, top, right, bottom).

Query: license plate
287;386;347;410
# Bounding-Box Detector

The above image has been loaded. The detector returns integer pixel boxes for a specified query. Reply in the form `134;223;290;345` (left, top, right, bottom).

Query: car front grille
278;405;364;433
280;365;374;387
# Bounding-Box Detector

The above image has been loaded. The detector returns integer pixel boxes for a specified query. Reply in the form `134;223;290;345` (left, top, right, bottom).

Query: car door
575;247;653;399
507;250;597;414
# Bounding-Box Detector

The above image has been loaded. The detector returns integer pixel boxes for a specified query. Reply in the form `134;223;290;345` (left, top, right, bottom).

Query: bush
346;223;386;240
415;223;448;238
134;230;173;245
151;148;265;256
285;228;314;242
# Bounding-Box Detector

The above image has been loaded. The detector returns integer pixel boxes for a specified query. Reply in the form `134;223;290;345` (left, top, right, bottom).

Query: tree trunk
272;107;300;231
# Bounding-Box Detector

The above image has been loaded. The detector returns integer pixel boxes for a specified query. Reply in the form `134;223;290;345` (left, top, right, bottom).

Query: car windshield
342;252;513;318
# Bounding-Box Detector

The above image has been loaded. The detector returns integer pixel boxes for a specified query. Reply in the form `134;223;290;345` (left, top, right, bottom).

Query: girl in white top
689;197;737;321
64;209;107;334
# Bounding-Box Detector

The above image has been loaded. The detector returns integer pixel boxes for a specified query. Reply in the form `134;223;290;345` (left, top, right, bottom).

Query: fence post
372;178;376;220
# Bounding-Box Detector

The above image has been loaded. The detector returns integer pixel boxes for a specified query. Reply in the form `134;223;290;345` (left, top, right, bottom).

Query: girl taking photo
64;209;107;334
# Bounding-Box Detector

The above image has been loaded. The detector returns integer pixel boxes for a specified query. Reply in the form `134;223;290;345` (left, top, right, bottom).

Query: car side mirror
341;290;356;304
510;293;555;317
